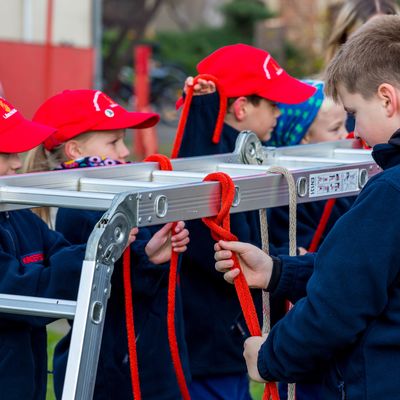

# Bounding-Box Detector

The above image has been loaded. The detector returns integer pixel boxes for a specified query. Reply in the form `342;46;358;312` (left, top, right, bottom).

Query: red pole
133;45;158;160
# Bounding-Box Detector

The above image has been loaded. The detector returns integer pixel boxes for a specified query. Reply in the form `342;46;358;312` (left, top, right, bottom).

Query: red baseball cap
0;97;56;153
33;89;160;151
197;44;316;104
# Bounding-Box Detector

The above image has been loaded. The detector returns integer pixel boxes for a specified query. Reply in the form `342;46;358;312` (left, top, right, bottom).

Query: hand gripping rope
171;74;227;158
201;171;279;400
123;247;142;399
144;154;191;400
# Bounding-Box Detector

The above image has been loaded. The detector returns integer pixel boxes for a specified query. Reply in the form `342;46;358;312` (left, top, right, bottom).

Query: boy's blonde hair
23;131;97;225
325;15;400;102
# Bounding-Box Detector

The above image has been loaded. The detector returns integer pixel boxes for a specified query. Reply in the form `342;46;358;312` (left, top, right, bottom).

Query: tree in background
154;0;273;74
102;0;166;92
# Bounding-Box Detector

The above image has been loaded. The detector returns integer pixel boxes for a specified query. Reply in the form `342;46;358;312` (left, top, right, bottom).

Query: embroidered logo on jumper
22;252;44;265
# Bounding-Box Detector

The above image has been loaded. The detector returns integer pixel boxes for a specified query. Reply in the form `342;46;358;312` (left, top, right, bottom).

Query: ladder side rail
62;192;138;399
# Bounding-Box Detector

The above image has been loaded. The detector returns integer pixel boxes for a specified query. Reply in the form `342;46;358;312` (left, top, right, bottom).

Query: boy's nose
11;154;22;169
119;143;130;161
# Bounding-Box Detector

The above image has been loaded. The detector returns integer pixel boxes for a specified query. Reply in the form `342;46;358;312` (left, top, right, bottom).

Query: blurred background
2;0;399;158
0;0;359;118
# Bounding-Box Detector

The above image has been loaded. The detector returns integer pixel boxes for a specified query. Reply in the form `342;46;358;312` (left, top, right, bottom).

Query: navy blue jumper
178;92;266;380
0;209;85;400
53;207;190;400
258;133;400;399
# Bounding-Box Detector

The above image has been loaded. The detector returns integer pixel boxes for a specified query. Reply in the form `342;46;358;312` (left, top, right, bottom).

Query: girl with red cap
26;89;190;400
0;97;136;400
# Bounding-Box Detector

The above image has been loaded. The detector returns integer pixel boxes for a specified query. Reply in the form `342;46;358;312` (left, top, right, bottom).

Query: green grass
46;325;65;400
250;381;267;399
46;324;267;400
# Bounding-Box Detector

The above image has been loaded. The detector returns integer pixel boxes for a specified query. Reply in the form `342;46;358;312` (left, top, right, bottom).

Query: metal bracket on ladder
0;131;381;399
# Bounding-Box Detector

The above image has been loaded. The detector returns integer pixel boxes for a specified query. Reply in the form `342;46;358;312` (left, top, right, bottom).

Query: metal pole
92;0;103;90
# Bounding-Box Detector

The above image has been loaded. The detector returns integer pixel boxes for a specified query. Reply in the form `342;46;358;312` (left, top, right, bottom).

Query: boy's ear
232;97;248;121
64;140;82;160
377;83;398;117
300;133;311;144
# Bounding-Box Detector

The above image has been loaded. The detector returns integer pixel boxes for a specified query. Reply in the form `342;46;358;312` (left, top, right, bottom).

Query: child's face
75;129;130;162
241;99;281;142
0;153;22;175
302;103;347;144
338;84;399;146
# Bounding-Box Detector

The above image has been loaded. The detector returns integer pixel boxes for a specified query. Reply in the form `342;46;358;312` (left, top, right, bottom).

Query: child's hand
214;240;273;289
298;246;308;255
184;76;216;96
145;221;189;264
243;335;268;383
127;227;139;247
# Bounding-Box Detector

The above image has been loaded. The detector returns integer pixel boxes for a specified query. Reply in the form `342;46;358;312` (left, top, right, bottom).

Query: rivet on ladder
232;186;241;207
154;195;168;218
296;177;308;197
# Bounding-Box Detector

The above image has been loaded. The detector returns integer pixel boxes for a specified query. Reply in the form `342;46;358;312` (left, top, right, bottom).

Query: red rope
201;172;279;400
171;74;227;158
144;154;191;400
123;247;142;399
308;198;336;252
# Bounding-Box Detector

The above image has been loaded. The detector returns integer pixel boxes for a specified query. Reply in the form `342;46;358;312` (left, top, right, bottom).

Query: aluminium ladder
0;132;380;399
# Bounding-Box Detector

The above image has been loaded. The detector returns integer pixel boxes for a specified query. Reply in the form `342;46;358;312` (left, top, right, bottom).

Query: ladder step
0;294;76;319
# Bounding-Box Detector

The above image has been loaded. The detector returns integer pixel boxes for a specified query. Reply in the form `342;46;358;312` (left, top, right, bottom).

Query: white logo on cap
2;109;17;119
93;90;101;111
105;109;114;118
263;55;283;80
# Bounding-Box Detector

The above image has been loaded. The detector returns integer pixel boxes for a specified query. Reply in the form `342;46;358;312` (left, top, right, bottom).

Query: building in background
0;0;98;117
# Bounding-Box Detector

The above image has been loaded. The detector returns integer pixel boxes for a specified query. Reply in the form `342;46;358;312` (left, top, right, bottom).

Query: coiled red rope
171;74;227;158
201;172;279;400
144;154;191;400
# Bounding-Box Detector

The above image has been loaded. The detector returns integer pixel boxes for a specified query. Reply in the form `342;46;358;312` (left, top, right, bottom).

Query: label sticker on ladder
309;169;359;197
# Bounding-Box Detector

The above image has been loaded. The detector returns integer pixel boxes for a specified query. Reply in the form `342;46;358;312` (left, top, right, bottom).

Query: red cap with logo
33;89;160;151
197;44;316;104
0;97;56;153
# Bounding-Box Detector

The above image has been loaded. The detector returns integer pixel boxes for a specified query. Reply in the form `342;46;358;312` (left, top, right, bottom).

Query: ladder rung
79;177;171;193
0;294;76;319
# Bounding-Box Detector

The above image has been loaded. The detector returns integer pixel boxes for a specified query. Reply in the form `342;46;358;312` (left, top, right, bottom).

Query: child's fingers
171;228;188;242
172;236;190;249
173;244;188;253
174;221;185;233
217;240;249;253
156;223;173;237
214;249;232;261
215;259;234;272
223;268;240;284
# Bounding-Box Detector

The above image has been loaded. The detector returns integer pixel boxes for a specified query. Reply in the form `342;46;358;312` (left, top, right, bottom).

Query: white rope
259;166;297;400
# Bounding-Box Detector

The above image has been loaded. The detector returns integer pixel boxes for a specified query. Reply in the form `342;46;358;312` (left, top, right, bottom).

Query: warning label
309;169;359;198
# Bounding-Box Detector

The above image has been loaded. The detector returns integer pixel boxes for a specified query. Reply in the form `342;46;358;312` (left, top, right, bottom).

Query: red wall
0;40;94;118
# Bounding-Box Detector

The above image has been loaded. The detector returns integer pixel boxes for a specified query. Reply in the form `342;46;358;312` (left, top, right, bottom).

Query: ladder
0;132;379;399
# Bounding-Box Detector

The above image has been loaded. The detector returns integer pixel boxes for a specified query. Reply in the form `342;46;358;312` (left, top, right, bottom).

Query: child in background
0;97;127;400
175;44;315;400
324;0;400;132
267;80;351;255
215;15;400;400
27;89;190;400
